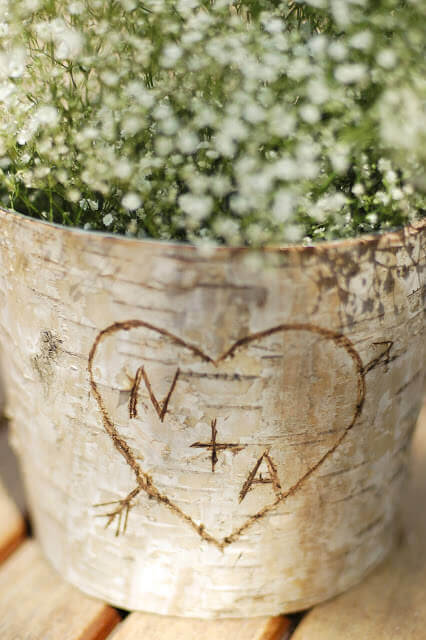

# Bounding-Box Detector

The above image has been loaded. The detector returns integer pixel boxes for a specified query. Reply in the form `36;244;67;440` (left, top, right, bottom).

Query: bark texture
0;208;424;617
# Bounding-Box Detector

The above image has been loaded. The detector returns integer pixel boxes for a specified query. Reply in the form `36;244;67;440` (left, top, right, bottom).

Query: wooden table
1;401;425;640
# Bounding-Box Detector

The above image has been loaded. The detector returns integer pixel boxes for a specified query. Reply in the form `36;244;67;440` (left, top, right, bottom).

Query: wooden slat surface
109;611;291;640
0;540;120;640
0;479;25;564
293;402;426;640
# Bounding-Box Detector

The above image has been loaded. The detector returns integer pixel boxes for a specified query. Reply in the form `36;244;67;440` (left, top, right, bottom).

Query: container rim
0;204;424;255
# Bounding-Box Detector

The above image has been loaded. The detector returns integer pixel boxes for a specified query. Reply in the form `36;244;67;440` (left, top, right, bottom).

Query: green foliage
0;0;424;246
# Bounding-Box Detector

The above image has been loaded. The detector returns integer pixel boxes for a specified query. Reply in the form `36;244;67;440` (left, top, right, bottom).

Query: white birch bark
0;207;424;618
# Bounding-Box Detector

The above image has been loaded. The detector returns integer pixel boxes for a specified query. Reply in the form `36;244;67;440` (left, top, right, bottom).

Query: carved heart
89;320;365;550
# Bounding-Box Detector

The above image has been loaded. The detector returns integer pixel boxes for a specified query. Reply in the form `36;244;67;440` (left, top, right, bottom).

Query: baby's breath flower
114;160;133;180
352;183;365;197
34;105;59;127
67;189;81;203
161;43;183;68
391;188;404;201
0;0;423;246
68;2;84;15
122;193;142;210
328;41;347;61
300;104;321;124
272;190;295;222
366;213;378;225
349;30;372;51
179;194;213;221
0;47;26;79
334;63;367;84
283;224;304;243
377;49;397;69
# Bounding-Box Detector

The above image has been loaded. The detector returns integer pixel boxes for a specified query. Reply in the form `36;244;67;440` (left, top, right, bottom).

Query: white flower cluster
0;0;424;245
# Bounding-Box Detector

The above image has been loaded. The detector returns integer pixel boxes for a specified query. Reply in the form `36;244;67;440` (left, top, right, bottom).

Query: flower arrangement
0;0;424;246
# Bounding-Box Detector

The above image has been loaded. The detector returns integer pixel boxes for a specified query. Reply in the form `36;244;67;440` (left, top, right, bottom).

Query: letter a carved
239;450;282;503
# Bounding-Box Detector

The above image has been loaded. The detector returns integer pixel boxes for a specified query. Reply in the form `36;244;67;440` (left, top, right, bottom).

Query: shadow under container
0;207;424;618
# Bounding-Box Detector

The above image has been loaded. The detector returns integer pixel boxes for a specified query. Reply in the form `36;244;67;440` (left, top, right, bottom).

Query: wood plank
0;479;25;564
0;540;120;640
109;612;291;640
293;401;426;640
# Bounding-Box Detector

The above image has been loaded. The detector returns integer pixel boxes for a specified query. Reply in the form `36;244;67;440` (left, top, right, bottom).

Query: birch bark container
0;207;424;618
